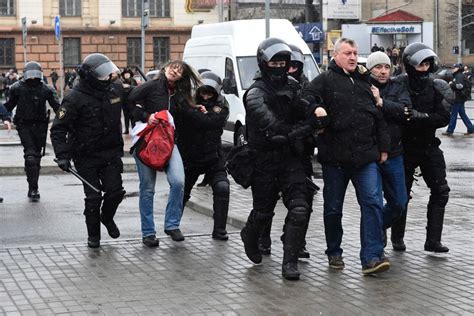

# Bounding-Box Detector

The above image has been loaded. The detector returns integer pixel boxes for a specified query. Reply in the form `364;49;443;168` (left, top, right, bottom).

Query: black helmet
288;44;304;80
78;53;119;80
256;37;291;83
402;42;438;73
77;53;118;90
196;71;222;105
23;61;43;80
198;71;222;95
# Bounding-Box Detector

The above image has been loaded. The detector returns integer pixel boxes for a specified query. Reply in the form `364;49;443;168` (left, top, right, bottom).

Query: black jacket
371;76;411;158
5;80;60;123
127;74;185;123
50;80;125;161
245;72;318;152
401;74;453;149
303;59;390;167
177;96;229;168
451;70;470;102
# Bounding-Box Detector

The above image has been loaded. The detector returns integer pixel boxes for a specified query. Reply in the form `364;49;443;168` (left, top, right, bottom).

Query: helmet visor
261;43;291;62
408;48;437;67
92;60;119;80
291;51;304;63
24;70;43;80
201;78;221;94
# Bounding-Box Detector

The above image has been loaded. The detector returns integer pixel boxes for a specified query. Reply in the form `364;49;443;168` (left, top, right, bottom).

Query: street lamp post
458;0;462;63
141;0;149;72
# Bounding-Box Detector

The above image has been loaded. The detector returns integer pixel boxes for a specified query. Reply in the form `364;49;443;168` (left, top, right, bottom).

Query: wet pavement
0;101;473;314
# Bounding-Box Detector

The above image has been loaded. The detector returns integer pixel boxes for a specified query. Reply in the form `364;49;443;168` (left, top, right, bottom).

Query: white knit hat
367;51;391;70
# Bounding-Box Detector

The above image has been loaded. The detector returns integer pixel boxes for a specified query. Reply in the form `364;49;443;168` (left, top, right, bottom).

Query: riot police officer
240;38;322;280
50;53;126;248
178;71;230;240
4;61;60;201
391;43;453;253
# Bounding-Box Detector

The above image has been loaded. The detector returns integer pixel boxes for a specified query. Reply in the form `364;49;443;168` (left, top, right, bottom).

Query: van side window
225;58;236;85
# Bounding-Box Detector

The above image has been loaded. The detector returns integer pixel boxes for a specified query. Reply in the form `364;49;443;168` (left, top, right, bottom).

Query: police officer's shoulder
246;87;266;100
433;77;450;90
9;80;21;91
43;83;57;94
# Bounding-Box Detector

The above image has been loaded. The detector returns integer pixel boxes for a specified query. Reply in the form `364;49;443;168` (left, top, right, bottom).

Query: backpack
134;110;174;171
461;76;472;100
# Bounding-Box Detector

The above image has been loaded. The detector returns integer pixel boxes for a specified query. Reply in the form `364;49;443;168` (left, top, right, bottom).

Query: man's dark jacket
303;59;390;167
371;76;412;159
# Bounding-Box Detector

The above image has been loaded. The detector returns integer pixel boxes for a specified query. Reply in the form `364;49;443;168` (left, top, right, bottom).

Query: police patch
58;107;66;119
110;97;121;104
212;106;222;113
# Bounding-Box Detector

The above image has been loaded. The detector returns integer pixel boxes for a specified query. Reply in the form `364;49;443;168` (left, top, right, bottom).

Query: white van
183;19;320;146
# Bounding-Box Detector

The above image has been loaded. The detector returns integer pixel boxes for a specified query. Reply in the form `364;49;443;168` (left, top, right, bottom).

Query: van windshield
236;55;320;90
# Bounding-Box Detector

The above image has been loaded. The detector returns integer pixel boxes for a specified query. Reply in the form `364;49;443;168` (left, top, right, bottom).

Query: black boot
85;210;101;248
425;205;449;253
282;262;300;280
101;190;125;239
391;212;407;251
258;217;273;255
27;188;41;202
212;195;229;241
240;226;262;264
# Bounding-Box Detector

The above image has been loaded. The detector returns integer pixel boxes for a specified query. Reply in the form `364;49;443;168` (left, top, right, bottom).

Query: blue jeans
379;155;408;229
322;163;384;266
134;145;185;237
446;101;474;133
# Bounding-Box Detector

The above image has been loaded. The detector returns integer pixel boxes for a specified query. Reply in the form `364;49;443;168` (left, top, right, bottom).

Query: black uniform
390;43;454;252
51;77;126;246
178;94;230;238
4;79;60;198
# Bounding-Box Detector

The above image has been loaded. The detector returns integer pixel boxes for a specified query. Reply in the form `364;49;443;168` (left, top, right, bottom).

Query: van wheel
235;126;246;146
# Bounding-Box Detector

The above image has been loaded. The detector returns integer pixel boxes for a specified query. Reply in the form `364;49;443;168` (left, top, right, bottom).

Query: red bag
135;111;174;171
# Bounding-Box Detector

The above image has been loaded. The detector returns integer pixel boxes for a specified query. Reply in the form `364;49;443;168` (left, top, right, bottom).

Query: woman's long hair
159;60;201;106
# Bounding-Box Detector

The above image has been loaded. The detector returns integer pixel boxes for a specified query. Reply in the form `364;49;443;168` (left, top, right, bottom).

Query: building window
122;0;170;17
0;0;15;16
0;38;15;66
127;38;141;66
63;38;81;67
153;37;169;68
60;0;82;16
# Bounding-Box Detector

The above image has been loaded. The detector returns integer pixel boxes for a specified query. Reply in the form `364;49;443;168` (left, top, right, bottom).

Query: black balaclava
406;57;435;92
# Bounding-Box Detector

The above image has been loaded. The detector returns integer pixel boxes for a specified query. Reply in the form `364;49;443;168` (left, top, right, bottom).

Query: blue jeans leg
322;165;350;258
380;155;408;229
163;145;185;230
351;162;384;266
446;103;461;133
134;154;157;238
457;102;474;132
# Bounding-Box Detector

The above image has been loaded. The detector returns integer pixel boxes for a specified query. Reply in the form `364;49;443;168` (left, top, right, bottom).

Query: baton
135;66;148;82
68;168;101;193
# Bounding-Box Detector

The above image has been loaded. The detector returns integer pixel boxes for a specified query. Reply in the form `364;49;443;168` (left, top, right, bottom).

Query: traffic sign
21;17;27;44
55;16;61;40
294;22;324;43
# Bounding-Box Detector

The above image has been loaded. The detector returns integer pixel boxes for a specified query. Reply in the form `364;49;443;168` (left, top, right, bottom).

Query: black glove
56;159;71;172
405;108;429;121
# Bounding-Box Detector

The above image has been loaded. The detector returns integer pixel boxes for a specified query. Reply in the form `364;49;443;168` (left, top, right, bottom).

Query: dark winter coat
50;80;125;161
450;70;471;102
371;76;412;159
177;95;229;169
302;59;390;168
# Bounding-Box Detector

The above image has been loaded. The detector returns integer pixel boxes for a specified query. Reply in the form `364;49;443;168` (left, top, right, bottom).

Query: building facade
0;0;227;75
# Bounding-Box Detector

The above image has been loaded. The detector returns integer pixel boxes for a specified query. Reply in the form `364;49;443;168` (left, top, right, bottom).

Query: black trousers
391;145;450;242
74;157;125;238
17;121;48;191
183;157;230;233
246;151;310;264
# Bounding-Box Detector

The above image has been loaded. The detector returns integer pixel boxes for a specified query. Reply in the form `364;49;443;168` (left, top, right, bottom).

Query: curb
0;163;137;176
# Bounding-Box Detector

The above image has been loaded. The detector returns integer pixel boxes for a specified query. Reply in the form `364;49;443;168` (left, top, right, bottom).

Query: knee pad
25;154;39;168
104;189;125;205
429;183;450;207
213;180;230;196
288;206;309;226
84;194;102;214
